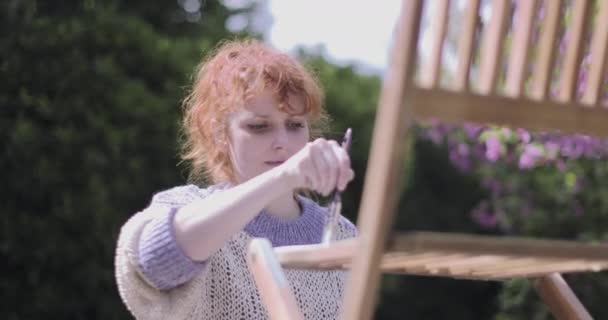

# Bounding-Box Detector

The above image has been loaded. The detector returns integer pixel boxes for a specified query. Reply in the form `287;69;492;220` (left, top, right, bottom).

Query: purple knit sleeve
137;207;207;290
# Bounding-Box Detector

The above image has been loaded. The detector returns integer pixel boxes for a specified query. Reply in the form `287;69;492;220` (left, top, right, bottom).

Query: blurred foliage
1;0;246;318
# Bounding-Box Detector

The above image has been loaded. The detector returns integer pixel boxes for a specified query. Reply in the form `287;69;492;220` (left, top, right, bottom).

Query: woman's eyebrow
247;113;270;118
287;115;306;120
244;112;306;120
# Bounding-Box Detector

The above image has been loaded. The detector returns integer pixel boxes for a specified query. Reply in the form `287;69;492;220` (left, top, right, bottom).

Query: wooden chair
247;0;608;319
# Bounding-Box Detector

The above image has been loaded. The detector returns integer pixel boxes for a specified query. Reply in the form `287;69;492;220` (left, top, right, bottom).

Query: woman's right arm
173;163;291;262
173;138;354;262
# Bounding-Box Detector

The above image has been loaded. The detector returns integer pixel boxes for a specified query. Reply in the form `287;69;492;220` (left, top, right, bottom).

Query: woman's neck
264;191;301;220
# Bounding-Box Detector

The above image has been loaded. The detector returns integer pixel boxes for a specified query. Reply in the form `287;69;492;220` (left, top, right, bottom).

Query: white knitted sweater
115;184;357;319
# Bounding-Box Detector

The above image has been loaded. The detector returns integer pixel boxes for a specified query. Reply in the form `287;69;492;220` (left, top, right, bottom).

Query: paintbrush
322;128;352;244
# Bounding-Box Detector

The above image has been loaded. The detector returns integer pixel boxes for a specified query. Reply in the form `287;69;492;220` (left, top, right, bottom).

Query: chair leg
340;1;424;319
247;238;304;320
532;273;592;320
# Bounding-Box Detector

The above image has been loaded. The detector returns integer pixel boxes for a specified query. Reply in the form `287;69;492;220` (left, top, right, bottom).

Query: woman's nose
272;128;289;150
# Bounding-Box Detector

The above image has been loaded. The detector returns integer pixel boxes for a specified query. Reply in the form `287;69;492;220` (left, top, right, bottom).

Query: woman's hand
279;138;354;196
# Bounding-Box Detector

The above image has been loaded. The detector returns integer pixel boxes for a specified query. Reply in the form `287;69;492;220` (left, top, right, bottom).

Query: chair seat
275;232;608;281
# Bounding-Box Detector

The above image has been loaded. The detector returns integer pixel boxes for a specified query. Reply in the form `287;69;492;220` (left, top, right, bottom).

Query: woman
115;38;357;319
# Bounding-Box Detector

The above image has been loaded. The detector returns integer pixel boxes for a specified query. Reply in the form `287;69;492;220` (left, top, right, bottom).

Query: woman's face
226;89;310;183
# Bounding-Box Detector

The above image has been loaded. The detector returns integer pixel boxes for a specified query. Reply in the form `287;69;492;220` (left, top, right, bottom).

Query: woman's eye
287;122;304;130
247;123;268;131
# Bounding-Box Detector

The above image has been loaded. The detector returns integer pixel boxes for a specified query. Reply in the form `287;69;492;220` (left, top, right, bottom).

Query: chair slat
454;0;481;91
581;1;608;106
479;260;598;279
445;256;539;275
505;0;537;98
421;0;450;88
425;255;508;273
390;231;608;260
478;0;511;94
531;0;563;100
558;0;591;103
382;253;463;270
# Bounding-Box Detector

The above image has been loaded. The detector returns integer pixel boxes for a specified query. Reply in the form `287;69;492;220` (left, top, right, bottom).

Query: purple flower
425;129;443;145
560;136;583;159
485;136;502;162
518;144;543;169
464;123;483;139
457;143;470;156
517;128;531;144
449;148;472;171
544;142;559;160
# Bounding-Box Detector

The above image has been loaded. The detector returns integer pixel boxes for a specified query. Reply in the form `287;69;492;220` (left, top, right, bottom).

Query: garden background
2;0;607;319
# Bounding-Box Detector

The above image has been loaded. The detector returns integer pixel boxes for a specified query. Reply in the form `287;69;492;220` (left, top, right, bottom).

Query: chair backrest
414;0;608;135
341;1;608;319
421;0;608;101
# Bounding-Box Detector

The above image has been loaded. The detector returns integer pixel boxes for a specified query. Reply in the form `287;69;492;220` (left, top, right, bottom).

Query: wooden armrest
275;238;358;269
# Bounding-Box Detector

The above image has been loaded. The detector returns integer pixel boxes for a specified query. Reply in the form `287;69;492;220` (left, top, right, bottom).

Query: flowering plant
420;120;608;238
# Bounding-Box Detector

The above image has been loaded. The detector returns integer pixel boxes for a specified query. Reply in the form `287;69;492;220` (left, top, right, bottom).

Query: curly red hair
180;39;329;184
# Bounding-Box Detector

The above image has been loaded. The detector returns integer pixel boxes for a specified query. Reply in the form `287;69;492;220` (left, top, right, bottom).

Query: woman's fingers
328;140;347;192
335;145;352;191
315;139;351;195
321;147;339;195
304;143;323;192
309;140;331;195
283;138;354;194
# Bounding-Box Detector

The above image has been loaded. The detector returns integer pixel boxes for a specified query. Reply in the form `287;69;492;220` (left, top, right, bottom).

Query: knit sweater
115;184;358;320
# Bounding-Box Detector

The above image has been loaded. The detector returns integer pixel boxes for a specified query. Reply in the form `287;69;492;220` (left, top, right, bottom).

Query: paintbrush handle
323;128;352;243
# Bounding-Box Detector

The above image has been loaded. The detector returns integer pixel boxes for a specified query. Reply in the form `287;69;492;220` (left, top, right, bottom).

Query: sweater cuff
137;207;207;290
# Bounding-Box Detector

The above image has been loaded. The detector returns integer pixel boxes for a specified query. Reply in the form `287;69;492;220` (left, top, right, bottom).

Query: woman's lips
264;161;284;166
